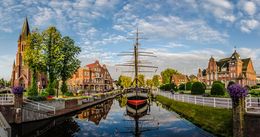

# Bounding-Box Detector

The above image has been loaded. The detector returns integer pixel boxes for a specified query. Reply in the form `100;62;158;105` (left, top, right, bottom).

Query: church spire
20;17;30;41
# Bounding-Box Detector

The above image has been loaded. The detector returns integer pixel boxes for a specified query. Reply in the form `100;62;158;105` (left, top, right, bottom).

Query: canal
12;95;214;137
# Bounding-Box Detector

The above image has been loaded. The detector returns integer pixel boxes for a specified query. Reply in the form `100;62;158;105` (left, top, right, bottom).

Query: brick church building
197;50;256;87
11;18;47;89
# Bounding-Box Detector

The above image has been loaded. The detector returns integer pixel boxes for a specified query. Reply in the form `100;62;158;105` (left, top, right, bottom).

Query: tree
137;74;145;87
191;82;205;95
118;75;132;88
59;36;81;94
161;68;179;84
24;30;45;96
42;27;63;95
152;75;160;87
211;83;225;95
146;79;153;88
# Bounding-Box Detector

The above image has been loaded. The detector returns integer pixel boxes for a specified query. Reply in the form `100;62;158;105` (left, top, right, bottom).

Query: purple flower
227;84;248;100
12;86;24;94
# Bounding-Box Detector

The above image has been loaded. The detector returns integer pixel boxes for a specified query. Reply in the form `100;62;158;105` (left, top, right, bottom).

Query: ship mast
116;28;157;88
134;28;139;88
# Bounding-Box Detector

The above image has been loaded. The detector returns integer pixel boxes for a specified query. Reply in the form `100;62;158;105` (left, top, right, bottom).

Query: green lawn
156;95;232;137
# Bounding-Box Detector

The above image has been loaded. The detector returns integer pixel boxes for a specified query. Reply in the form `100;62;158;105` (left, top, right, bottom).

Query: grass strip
156;95;232;137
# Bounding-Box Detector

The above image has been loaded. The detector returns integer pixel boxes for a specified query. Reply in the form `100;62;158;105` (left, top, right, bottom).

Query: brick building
197;50;256;87
68;60;113;92
171;74;189;86
11;18;47;89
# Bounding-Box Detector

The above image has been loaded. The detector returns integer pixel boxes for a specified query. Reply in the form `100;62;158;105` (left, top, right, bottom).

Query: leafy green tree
161;68;179;84
191;82;205;95
146;79;153;88
152;75;160;87
59;36;81;94
0;78;9;87
118;75;132;88
24;30;45;96
42;27;63;95
137;74;145;87
211;83;225;95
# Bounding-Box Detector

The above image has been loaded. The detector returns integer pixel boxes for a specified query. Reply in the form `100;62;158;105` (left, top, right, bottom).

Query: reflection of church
11;17;47;89
77;100;113;125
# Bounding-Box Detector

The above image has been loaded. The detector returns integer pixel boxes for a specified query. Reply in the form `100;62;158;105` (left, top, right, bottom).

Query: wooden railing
0;94;14;105
23;98;56;115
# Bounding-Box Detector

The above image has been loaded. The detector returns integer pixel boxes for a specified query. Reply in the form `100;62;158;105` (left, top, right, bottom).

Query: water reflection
13;96;214;137
123;100;159;137
75;100;113;125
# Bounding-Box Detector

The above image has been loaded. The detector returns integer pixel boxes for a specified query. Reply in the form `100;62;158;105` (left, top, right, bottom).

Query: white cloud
240;19;259;33
138;15;228;43
244;1;256;16
202;0;236;22
164;42;186;48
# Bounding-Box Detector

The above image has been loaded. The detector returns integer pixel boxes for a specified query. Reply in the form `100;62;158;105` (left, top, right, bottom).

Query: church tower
11;17;31;88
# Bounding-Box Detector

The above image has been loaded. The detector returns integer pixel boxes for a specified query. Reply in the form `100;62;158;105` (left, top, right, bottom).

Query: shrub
213;81;225;87
27;86;38;97
179;83;185;90
211;83;225;95
186;82;193;90
251;85;259;89
40;91;49;97
179;82;193;90
191;82;205;95
61;82;68;94
46;82;55;95
64;92;74;97
159;83;178;91
27;96;47;101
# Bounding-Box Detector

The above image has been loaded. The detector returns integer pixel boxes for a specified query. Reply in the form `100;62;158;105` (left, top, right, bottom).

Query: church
11;18;47;89
197;50;256;87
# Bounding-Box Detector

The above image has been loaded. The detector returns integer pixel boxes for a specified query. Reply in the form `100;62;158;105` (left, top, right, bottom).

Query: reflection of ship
117;28;157;107
76;100;113;125
121;101;159;137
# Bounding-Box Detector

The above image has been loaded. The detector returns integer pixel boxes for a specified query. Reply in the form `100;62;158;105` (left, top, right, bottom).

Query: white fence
152;90;260;114
23;98;56;115
245;96;260;114
0;94;14;105
153;90;232;109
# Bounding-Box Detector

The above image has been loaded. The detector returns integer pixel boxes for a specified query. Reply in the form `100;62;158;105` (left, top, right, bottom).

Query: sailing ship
117;28;157;107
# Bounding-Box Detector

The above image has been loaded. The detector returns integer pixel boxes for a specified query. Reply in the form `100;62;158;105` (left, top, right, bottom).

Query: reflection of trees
39;118;80;137
76;100;113;125
117;95;127;108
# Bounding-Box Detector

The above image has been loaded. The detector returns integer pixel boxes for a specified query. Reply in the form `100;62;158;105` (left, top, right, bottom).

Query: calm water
13;96;214;137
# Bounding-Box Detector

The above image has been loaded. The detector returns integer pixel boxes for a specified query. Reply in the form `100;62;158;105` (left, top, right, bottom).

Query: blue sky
0;0;260;80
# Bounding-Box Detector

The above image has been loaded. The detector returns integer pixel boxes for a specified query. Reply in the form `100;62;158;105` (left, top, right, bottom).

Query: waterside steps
0;112;11;137
22;99;56;122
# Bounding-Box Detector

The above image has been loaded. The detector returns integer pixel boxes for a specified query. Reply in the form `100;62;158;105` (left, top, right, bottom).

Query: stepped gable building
68;60;113;92
11;18;47;89
197;50;256;87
